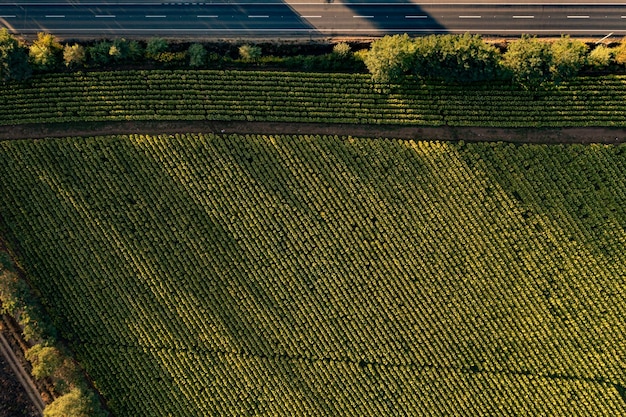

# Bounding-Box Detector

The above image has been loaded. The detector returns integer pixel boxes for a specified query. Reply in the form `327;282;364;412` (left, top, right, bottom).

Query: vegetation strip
0;133;624;416
4;69;626;128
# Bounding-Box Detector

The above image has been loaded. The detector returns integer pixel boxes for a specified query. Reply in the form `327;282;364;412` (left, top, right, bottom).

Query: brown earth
0;121;625;144
0;323;40;417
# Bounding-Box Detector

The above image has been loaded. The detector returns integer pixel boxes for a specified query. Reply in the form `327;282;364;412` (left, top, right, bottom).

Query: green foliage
238;44;262;62
0;28;32;82
26;345;63;380
588;45;613;69
120;39;143;62
43;388;105;417
0;267;20;314
365;34;501;84
145;37;168;59
612;37;626;65
1;134;625;416
502;34;553;89
187;43;207;67
362;34;414;83
63;44;86;68
550;36;588;81
332;42;352;58
414;34;502;83
0;252;52;342
29;32;62;71
87;41;114;66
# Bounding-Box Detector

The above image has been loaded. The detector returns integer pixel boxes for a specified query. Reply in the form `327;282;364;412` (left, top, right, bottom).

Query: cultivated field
2;71;626;127
0;134;625;416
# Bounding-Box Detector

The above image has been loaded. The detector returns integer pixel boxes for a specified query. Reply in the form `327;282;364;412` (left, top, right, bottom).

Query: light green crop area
0;134;625;416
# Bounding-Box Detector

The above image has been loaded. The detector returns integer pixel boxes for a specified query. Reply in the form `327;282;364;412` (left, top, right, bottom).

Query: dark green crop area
1;134;625;416
3;70;626;127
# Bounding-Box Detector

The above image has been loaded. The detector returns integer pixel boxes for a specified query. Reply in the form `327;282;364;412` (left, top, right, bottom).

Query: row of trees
0;250;106;416
4;27;626;88
1;28;358;82
363;33;626;88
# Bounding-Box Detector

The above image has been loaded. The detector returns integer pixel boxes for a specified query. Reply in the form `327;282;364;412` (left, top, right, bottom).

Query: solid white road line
12;28;626;34
353;15;374;18
45;15;65;18
145;15;166;18
406;15;428;19
459;15;481;18
197;15;218;18
301;15;321;18
567;15;590;18
95;15;116;18
513;15;534;19
248;15;269;18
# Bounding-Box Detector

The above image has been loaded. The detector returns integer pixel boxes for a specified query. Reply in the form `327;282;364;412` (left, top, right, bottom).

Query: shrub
588;45;613;69
63;44;86;67
333;42;352;58
188;43;207;67
145;37;168;59
238;44;262;62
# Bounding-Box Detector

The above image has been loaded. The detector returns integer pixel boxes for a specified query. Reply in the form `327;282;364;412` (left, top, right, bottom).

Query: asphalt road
1;1;626;38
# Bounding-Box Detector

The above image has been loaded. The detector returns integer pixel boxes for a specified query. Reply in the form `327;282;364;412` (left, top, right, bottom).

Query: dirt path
1;121;626;144
0;323;44;416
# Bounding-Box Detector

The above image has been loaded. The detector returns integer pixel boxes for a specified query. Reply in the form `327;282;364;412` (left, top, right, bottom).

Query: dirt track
1;121;626;144
0;322;44;416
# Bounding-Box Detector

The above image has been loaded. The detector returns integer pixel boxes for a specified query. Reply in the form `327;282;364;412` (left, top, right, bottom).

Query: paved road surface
1;1;626;38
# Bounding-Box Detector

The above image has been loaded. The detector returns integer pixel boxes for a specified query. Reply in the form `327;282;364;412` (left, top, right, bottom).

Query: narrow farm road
0;326;45;416
0;120;625;144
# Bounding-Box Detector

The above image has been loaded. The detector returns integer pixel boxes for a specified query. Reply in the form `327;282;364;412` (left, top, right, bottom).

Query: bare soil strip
0;324;44;416
1;121;626;144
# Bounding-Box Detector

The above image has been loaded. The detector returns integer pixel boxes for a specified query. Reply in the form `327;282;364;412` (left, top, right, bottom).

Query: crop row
0;135;625;416
3;70;626;127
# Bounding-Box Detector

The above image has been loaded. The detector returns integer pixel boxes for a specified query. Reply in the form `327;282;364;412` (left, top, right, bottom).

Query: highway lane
2;3;626;37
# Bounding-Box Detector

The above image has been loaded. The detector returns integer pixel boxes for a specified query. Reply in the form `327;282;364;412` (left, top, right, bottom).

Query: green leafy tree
29;32;62;70
188;43;207;67
87;40;113;66
588;44;613;69
238;44;262;62
503;35;553;89
0;28;31;81
43;388;105;417
363;34;414;84
125;39;143;61
111;38;140;62
63;44;86;67
613;37;626;65
145;37;168;59
550;35;588;81
411;34;501;83
26;345;63;380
